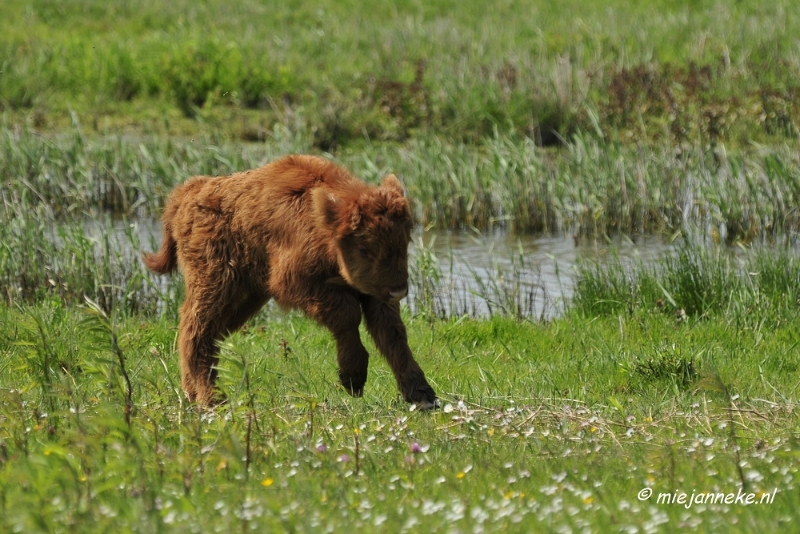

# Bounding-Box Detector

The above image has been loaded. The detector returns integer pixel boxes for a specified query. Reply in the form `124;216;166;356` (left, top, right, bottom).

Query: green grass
2;0;799;148
572;236;800;321
1;239;800;531
1;297;799;532
3;0;800;236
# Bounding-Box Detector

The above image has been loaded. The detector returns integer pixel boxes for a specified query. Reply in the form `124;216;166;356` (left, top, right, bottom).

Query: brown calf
144;155;437;409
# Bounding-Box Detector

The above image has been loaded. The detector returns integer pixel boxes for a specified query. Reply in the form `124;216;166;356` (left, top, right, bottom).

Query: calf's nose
388;284;408;300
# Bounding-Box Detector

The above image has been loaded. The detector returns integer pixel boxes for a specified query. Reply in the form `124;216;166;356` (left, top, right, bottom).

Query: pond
410;230;671;319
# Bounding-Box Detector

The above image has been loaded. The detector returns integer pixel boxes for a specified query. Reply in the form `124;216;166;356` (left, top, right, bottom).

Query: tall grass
571;235;800;323
4;182;799;328
4;123;800;240
0;201;183;316
4;121;800;321
374;133;800;238
0;118;308;216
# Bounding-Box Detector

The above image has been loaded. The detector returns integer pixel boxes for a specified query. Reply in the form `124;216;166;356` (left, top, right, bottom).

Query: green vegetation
5;123;800;238
1;289;800;532
3;0;800;235
2;211;800;531
2;0;799;148
2;0;800;531
572;237;800;319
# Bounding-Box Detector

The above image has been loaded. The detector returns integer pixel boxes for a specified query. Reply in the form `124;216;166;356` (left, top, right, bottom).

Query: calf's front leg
361;296;438;409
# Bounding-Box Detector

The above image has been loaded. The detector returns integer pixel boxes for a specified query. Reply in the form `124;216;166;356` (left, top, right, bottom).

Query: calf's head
314;175;413;303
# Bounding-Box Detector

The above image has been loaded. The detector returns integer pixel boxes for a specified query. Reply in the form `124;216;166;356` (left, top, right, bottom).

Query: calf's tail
143;203;179;275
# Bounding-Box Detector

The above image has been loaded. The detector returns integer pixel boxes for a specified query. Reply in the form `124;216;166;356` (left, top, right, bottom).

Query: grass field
2;235;800;532
2;0;800;148
1;281;799;532
2;0;800;532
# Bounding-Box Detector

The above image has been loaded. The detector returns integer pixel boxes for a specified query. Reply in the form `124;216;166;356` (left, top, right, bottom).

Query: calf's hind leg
178;289;269;405
177;292;225;405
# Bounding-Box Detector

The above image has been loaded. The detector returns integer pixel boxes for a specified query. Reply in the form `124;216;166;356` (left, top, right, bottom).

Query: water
411;230;671;318
118;217;673;319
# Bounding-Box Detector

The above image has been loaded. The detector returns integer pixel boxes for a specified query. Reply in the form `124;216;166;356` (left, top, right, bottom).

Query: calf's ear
312;189;361;235
312;189;343;230
382;174;405;197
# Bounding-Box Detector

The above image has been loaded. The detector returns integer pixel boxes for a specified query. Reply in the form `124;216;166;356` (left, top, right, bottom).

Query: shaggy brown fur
143;155;437;409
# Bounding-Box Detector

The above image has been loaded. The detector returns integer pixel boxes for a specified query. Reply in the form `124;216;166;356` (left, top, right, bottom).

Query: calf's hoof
404;380;438;411
411;398;440;411
339;373;366;398
191;387;228;407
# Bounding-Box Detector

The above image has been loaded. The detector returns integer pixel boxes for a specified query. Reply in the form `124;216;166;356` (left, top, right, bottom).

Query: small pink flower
316;443;328;453
338;454;351;463
410;442;429;453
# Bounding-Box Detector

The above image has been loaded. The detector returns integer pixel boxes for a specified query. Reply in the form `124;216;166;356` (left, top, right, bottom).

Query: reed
5;122;800;240
570;234;800;323
0;201;184;316
4;123;800;322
